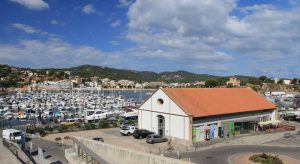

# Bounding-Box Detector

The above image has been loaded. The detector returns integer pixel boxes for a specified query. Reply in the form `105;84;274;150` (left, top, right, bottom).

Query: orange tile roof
162;88;276;117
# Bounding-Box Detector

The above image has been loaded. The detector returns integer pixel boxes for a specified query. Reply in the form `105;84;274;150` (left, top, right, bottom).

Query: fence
2;138;33;164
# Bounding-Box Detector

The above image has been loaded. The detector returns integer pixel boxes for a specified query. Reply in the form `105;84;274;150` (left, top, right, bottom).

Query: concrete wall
70;137;192;164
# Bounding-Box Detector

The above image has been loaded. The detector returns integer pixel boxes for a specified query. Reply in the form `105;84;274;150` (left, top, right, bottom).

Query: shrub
249;153;283;164
44;126;54;131
112;121;118;127
98;120;108;129
58;125;68;133
85;123;96;130
36;127;45;136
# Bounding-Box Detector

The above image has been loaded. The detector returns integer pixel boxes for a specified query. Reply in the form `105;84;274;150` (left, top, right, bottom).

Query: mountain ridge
0;64;256;83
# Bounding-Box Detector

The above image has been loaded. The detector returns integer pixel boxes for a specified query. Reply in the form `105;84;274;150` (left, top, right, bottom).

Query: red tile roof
162;88;276;117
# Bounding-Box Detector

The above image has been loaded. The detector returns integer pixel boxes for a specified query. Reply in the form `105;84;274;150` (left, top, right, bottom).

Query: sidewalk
0;141;20;164
187;130;300;153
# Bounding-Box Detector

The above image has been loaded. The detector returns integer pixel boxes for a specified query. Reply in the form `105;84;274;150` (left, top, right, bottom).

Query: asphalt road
181;145;300;164
27;138;71;164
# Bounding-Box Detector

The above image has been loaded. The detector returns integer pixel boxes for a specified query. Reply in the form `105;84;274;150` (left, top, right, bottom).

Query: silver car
146;134;168;144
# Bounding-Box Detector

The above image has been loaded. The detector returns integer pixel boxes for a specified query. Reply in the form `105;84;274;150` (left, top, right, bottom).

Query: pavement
28;137;71;164
229;152;300;164
38;120;300;163
180;145;300;164
0;141;20;164
43;128;187;155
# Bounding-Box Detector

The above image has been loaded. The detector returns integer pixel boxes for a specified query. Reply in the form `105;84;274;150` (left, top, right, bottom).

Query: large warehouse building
138;88;276;145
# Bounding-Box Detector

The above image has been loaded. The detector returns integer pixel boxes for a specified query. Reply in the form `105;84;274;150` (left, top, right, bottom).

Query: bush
85;123;96;130
98;120;108;129
112;121;118;127
36;127;45;136
58;125;68;133
44;126;53;132
249;153;283;164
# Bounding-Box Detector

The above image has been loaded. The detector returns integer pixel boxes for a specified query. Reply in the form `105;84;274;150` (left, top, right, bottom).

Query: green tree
216;77;229;86
291;78;298;85
205;79;219;88
259;76;267;82
277;79;283;85
247;77;262;85
264;78;274;83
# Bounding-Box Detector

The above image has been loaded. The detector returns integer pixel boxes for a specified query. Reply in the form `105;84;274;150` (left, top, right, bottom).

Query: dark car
132;129;154;139
92;137;104;142
146;134;168;144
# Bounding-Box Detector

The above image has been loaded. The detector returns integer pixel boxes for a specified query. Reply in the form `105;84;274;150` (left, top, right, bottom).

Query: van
2;129;23;142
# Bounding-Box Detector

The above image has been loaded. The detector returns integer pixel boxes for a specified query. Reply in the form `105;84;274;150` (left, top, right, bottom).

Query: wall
69;137;192;164
139;89;190;142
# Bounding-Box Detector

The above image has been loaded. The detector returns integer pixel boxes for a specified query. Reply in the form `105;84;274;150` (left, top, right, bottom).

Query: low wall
74;137;192;164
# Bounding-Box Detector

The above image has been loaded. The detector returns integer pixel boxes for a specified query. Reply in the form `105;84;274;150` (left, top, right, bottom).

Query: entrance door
196;125;204;141
157;115;165;136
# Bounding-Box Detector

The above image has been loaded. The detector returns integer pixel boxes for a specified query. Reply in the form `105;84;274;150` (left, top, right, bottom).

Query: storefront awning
258;120;281;126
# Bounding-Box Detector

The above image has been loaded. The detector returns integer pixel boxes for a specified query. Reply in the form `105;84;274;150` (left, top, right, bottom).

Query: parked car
146;134;168;144
120;126;138;136
60;119;76;126
119;121;135;129
92;137;104;142
132;129;154;139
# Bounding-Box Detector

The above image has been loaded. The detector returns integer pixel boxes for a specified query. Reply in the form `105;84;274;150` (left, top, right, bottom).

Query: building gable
139;89;187;116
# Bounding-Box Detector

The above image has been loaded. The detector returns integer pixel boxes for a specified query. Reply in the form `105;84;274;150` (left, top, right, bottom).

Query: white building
283;79;292;85
138;88;276;145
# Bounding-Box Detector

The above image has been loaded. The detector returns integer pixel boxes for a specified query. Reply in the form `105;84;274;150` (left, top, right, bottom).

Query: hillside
158;70;218;83
0;64;220;83
67;65;217;83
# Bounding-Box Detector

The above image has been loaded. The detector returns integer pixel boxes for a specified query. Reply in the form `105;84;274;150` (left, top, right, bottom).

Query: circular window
157;98;164;105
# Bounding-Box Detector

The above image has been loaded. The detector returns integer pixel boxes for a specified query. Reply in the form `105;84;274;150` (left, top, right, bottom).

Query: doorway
157;115;165;136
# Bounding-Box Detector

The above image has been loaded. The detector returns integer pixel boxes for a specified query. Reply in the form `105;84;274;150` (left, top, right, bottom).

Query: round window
157;98;164;105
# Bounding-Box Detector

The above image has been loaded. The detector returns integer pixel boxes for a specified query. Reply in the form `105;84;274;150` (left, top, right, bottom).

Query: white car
120;126;138;136
2;129;23;142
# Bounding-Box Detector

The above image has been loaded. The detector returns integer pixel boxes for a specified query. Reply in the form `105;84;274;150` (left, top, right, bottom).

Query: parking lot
43;127;186;156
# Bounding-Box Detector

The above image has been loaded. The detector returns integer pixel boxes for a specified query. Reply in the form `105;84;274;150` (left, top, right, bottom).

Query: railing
2;138;33;164
72;137;108;164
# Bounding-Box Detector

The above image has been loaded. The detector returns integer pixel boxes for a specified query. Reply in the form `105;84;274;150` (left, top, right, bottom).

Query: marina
0;90;154;128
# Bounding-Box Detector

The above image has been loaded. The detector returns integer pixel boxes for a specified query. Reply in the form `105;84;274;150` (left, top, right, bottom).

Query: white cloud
126;0;236;71
109;41;120;46
12;23;38;34
110;20;121;28
51;19;58;25
82;4;99;15
0;38;124;68
9;0;49;10
11;23;50;36
124;0;300;76
118;0;134;8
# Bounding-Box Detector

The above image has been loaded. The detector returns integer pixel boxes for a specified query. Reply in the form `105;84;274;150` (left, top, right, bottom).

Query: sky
0;0;299;78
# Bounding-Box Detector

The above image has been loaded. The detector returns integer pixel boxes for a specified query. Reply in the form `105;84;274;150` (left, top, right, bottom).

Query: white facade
139;89;190;142
139;89;276;145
